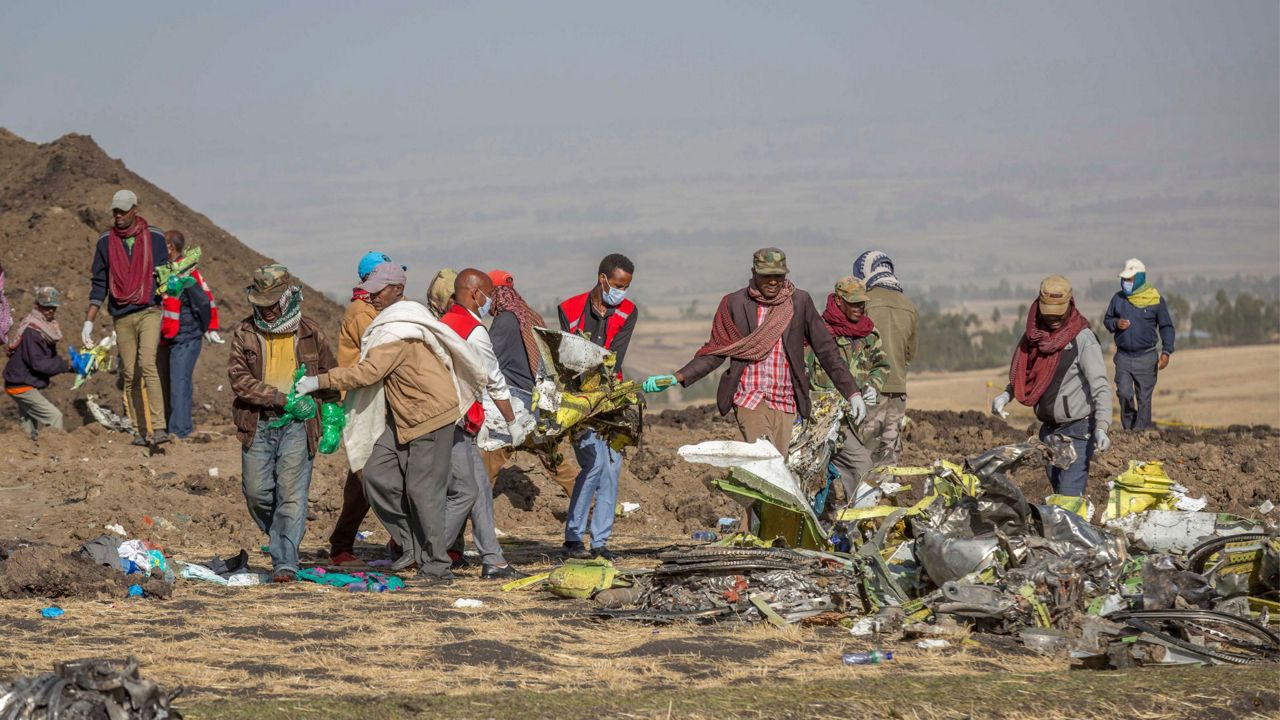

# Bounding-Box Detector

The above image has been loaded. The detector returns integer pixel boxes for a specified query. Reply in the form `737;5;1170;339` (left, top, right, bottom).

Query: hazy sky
2;1;1277;299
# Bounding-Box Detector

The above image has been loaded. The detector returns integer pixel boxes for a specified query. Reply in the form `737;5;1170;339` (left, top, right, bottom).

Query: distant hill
0;128;345;429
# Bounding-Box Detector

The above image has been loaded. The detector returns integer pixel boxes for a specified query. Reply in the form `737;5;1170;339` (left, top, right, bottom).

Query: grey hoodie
1007;328;1111;431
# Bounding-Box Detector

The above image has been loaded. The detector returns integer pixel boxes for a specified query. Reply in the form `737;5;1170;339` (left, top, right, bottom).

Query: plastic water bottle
691;531;718;542
842;649;893;665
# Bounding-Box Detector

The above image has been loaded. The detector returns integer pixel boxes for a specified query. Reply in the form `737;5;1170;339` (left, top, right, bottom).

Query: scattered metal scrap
0;656;181;719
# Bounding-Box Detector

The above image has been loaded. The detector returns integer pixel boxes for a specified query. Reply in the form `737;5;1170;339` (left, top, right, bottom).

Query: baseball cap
834;276;867;304
358;251;407;281
752;247;789;276
488;269;514;288
34;287;61;307
110;189;138;212
1038;275;1073;316
357;261;408;294
1118;258;1146;280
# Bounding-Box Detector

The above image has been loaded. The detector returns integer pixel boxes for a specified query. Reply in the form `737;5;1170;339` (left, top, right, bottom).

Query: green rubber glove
643;374;677;393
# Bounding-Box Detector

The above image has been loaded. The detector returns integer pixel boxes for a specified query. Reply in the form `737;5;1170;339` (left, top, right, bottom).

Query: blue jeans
1038;417;1094;496
565;430;622;549
165;338;202;438
241;419;314;572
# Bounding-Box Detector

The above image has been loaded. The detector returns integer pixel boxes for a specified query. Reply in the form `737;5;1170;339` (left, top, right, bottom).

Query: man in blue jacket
1102;258;1174;431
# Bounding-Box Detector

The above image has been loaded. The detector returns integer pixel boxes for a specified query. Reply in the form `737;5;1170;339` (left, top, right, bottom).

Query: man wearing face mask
646;248;864;454
437;268;528;580
556;253;637;560
1103;258;1174;431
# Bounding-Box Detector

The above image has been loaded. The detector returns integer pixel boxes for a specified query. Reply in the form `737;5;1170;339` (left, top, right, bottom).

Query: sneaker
416;571;455;587
131;435;149;447
561;541;591;560
329;551;362;567
151;431;171;445
272;568;297;583
481;563;529;580
591;546;618;561
389;552;418;573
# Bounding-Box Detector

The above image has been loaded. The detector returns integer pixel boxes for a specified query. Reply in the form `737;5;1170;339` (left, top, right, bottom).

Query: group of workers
2;187;1177;583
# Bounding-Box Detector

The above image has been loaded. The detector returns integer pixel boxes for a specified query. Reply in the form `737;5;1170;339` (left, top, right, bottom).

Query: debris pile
0;657;181;719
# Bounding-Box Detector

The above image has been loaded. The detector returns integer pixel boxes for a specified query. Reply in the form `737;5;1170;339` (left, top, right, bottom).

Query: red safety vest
439;305;486;433
559;292;634;350
161;268;219;341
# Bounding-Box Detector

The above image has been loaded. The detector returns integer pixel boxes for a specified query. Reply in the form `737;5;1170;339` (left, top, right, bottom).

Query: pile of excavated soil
0;541;171;600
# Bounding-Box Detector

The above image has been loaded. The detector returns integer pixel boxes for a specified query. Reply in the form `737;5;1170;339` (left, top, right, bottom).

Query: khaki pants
11;388;63;438
115;308;165;435
734;403;796;454
481;447;510;485
863;393;907;469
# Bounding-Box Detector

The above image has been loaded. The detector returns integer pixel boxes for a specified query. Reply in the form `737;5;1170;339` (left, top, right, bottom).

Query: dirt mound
0;541;171;600
0;128;344;430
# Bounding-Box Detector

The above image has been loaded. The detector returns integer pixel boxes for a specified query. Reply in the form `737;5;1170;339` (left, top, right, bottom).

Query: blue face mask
602;285;627;307
1121;279;1135;294
477;290;493;318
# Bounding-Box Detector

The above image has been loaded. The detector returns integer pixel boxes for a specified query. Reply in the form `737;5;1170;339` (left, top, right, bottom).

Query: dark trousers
362;423;453;576
1115;350;1158;431
328;470;369;557
163;338;202;438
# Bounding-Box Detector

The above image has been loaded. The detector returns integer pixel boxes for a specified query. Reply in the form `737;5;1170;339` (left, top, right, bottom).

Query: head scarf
1009;301;1091;406
852;250;902;292
821;293;874;339
253;286;303;334
695;278;795;362
7;308;62;352
491;285;547;378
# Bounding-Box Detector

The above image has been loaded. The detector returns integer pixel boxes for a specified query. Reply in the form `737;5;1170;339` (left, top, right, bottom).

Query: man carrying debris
297;262;488;585
805;276;890;504
437;268;528;580
4;287;72;440
227;265;338;583
992;275;1112;497
851;250;917;474
648;248;864;454
84;189;171;445
157;231;213;440
557;253;638;560
327;251;405;567
1103;258;1174;432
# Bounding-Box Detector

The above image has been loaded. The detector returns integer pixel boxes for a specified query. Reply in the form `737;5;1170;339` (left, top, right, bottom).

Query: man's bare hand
1116;319;1131;331
1158;353;1170;371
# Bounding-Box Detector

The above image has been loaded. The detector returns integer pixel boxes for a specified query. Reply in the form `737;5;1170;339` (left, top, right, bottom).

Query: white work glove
861;385;878;406
507;419;529;448
1094;428;1111;453
991;391;1011;419
81;321;95;349
847;392;867;425
203;330;225;344
294;375;320;396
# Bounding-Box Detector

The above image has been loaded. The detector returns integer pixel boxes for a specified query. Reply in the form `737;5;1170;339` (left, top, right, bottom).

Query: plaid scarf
1009;302;1091;406
491;285;546;378
8;309;62;352
696;279;795;362
252;287;303;334
106;215;154;305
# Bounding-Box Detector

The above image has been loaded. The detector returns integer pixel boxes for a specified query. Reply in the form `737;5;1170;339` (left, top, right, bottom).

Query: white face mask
477;290;493;317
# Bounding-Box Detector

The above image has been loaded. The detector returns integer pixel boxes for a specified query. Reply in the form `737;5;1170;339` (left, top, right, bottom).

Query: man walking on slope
557;254;638;560
297;262;488;584
328;251;405;566
851;250;917;472
1103;258;1174;431
438;268;529;580
84;189;171;445
646;248;865;454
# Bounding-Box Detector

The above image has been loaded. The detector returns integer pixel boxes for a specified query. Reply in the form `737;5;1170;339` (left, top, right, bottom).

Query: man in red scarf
992;275;1112;497
84;189;171;446
646;248;864;453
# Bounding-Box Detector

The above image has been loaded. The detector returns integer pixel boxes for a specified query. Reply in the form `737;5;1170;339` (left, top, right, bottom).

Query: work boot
591;546;618;561
389;552;418;573
151;431;172;445
272;568;297;584
481;563;529;580
131;434;149;447
561;541;591;560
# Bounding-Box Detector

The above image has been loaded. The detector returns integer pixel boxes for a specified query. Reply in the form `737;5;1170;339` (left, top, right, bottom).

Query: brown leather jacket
676;287;859;419
227;315;338;454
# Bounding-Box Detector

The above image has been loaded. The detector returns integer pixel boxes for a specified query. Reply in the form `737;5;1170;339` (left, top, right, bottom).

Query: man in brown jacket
646;248;865;453
227;264;337;583
298;262;472;585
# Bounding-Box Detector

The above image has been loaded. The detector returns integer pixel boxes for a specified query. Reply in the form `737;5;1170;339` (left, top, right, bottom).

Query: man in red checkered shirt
644;247;864;452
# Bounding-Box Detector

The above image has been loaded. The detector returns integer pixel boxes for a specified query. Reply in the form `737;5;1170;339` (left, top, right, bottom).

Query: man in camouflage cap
807;276;890;507
4;286;73;440
648;247;865;453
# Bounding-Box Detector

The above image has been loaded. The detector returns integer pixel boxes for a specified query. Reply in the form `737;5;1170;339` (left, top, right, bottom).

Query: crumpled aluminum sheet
914;531;1002;585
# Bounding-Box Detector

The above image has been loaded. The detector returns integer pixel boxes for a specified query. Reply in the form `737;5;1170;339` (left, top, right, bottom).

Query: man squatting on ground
1103;258;1175;432
85;189;171;445
296;262;489;585
228;264;338;582
4;287;72;440
992;275;1112;497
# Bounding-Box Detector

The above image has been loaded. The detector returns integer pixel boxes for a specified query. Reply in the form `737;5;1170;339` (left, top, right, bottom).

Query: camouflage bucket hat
34;286;61;307
752;247;788;276
834;276;867;304
246;264;294;306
